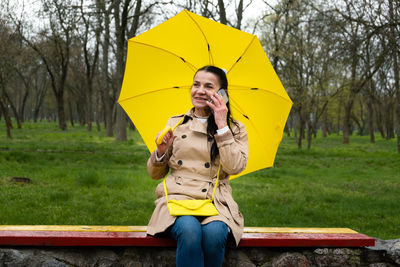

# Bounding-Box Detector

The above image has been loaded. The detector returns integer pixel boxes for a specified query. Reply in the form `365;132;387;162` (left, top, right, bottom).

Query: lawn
0;122;399;240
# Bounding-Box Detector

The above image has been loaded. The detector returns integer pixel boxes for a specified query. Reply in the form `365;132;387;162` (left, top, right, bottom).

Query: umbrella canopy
119;10;292;179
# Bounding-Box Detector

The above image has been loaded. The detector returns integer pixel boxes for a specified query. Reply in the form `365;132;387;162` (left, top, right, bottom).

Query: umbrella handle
155;117;185;145
156;125;172;145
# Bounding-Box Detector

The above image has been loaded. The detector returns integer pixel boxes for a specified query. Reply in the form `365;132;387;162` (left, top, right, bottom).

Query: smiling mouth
194;97;209;102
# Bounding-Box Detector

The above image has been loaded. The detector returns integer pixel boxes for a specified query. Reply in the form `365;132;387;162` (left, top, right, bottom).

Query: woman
147;65;248;267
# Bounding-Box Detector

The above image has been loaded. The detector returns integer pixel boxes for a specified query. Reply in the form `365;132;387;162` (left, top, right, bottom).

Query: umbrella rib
118;85;192;104
229;98;271;157
228;84;292;103
227;35;257;74
130;40;198;72
229;97;248;121
184;10;214;65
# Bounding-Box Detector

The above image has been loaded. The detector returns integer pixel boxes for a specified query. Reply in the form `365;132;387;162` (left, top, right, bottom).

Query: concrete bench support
3;226;398;266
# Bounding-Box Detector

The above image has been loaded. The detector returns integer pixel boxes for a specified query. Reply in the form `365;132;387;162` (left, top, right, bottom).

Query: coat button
182;134;187;139
204;162;210;168
202;189;207;192
178;160;183;165
207;137;213;142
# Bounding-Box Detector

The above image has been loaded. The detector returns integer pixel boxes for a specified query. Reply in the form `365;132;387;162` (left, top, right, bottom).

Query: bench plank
0;225;358;234
0;226;374;247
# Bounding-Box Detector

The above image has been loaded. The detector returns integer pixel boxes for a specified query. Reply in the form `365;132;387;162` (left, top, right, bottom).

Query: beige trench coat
146;108;249;246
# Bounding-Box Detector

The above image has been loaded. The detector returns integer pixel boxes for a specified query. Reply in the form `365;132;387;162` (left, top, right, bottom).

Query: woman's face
191;70;221;114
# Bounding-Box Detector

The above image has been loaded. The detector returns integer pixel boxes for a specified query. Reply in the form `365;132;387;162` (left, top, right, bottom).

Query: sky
7;0;269;28
5;0;274;39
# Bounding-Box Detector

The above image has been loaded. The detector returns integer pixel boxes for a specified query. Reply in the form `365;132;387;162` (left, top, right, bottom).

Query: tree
114;0;134;142
11;41;43;123
113;0;156;141
388;0;400;153
95;0;115;136
79;0;100;131
31;67;49;123
15;0;80;131
0;16;17;137
319;0;387;144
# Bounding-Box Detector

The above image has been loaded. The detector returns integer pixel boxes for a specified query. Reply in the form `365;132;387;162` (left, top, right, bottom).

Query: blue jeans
169;216;229;267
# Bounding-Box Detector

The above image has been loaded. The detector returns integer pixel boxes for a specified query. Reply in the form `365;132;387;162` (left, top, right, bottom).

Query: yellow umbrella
118;10;292;179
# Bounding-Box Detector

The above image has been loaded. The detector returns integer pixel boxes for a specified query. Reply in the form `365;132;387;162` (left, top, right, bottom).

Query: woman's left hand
207;92;228;129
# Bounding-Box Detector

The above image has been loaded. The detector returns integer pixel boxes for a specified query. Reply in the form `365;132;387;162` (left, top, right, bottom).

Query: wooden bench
0;225;374;247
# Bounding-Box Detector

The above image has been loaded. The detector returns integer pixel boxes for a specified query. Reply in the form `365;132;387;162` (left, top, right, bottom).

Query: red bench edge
0;231;375;247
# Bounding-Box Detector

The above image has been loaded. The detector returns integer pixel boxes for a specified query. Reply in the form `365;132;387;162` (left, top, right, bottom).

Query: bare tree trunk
33;93;46;123
389;0;400;153
337;96;342;135
284;121;290;137
236;0;244;30
218;0;227;25
96;0;114;137
105;104;113;136
76;99;86;126
396;50;400;150
20;88;29;123
33;110;39;123
364;33;375;143
115;107;127;140
375;102;386;139
80;1;100;132
96;118;101;131
68;100;74;127
96;90;101;131
385;99;395;139
358;98;365;136
343;94;355;143
367;97;375;143
3;91;21;129
306;118;312;150
343;32;359;144
14;69;31;123
86;82;93;131
114;0;130;141
298;122;304;149
128;0;142;38
115;0;143;141
295;107;305;149
201;0;210;17
32;72;47;123
56;91;67;130
0;95;12;138
104;17;114;137
322;110;328;137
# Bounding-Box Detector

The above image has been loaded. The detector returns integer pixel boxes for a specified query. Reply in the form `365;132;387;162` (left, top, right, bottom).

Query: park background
0;0;399;240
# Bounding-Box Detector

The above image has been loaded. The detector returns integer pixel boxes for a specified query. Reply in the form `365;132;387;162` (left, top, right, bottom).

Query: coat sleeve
214;121;248;175
146;116;179;180
146;149;170;180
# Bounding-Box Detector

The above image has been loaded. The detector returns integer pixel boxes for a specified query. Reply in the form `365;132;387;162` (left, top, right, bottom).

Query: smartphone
210;89;228;115
217;89;229;104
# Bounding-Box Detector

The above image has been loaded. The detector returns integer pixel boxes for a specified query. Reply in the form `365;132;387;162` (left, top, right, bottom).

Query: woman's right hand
155;128;174;157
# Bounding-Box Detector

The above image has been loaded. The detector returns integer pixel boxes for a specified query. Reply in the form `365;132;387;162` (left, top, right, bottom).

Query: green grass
0;121;399;239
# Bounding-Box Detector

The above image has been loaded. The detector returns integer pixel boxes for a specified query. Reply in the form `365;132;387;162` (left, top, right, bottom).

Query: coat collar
184;108;208;134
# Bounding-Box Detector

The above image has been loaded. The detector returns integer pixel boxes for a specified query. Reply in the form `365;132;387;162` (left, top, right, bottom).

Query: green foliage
0;122;399;239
